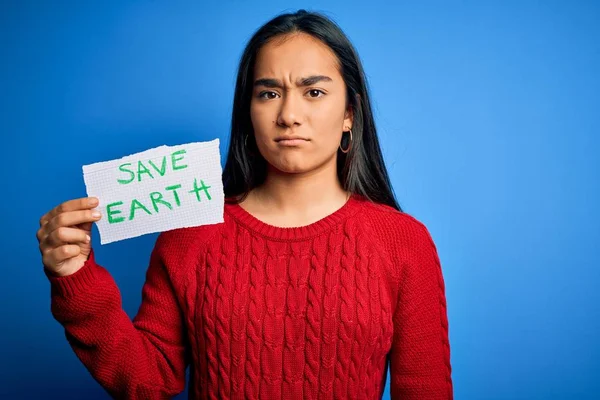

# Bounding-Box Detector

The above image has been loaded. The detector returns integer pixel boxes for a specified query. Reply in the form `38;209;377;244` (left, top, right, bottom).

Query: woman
37;9;453;400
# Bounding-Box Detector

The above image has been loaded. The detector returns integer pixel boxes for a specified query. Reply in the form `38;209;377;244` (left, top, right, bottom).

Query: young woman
37;10;453;400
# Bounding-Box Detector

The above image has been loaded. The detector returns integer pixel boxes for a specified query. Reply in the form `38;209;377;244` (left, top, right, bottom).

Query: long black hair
223;9;402;212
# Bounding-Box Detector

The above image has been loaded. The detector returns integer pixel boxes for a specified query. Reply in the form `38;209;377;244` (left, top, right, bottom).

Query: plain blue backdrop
1;1;599;399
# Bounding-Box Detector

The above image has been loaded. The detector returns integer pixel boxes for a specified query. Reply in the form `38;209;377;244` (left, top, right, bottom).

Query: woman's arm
389;221;453;399
46;234;188;399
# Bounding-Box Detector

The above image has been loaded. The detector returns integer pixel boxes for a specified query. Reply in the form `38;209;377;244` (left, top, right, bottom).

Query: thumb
78;221;93;234
77;221;94;257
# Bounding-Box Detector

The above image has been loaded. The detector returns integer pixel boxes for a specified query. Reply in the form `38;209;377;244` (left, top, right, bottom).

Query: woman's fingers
40;227;90;254
39;197;99;227
41;209;101;242
37;197;100;276
42;245;82;269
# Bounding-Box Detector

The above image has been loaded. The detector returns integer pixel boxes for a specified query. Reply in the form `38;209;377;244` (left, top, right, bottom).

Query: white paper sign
82;139;224;244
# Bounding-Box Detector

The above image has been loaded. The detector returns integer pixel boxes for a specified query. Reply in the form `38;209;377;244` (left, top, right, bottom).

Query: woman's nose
277;92;302;127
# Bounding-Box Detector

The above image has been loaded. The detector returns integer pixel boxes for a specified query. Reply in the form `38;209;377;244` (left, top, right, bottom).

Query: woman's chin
264;152;336;175
273;164;310;174
268;159;313;175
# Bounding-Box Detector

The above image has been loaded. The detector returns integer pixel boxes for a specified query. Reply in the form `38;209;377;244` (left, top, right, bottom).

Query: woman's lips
276;138;309;146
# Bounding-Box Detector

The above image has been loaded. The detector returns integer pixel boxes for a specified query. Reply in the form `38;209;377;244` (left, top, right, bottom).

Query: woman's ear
344;93;359;130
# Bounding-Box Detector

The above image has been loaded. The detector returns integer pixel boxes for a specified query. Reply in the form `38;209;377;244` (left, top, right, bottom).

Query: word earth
105;178;212;224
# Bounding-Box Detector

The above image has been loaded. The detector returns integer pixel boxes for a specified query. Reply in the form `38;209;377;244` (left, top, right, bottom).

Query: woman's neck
241;162;350;227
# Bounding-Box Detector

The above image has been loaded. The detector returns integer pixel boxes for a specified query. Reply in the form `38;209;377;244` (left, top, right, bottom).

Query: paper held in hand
82;139;224;245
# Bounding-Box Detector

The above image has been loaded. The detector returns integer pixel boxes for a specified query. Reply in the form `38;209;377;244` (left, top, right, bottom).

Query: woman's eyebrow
298;75;333;86
254;75;333;88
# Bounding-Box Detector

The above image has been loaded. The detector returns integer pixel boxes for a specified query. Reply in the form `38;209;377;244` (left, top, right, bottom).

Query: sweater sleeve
45;234;188;399
389;219;453;399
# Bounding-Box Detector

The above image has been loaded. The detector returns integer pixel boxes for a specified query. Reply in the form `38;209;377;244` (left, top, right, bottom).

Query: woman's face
250;32;353;175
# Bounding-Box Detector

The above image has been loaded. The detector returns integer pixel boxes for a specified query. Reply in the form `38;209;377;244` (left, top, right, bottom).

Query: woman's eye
307;89;325;98
259;91;279;99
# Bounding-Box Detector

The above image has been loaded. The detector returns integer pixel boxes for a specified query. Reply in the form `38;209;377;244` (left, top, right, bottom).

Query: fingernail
92;211;101;218
85;235;91;243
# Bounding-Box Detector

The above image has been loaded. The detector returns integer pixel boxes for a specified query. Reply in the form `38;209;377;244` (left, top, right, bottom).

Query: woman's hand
37;197;102;277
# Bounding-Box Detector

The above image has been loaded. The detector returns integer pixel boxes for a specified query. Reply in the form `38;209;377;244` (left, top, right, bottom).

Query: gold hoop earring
340;129;353;153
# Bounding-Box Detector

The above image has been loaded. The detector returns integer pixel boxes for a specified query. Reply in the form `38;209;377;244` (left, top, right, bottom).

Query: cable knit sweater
46;194;453;399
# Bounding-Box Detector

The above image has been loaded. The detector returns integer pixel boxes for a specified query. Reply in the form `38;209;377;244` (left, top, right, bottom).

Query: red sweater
46;194;453;399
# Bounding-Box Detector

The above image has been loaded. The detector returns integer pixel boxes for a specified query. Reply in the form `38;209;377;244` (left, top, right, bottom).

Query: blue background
2;1;599;399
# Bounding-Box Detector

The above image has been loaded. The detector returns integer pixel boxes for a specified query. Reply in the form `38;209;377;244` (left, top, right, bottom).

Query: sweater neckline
224;193;363;241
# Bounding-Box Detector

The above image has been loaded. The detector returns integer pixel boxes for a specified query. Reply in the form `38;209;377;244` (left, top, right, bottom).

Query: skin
242;32;354;227
37;32;354;276
37;197;101;277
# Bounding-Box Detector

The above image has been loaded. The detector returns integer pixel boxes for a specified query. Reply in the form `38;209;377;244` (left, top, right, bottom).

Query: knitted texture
46;194;453;399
